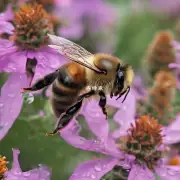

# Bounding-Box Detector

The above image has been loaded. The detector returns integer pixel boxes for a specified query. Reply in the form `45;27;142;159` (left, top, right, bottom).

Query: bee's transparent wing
48;34;105;74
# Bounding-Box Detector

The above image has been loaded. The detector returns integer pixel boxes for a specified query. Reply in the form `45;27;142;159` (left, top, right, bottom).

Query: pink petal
81;99;109;140
128;164;154;180
169;63;180;69
156;165;180;180
61;119;123;158
1;4;14;21
0;73;28;140
31;48;67;84
58;22;84;40
0;39;17;58
112;92;136;138
0;21;14;34
70;157;118;180
55;0;72;7
163;115;180;144
2;51;27;73
5;148;52;180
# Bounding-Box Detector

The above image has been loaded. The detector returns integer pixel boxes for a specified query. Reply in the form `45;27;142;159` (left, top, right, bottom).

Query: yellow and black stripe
50;62;86;118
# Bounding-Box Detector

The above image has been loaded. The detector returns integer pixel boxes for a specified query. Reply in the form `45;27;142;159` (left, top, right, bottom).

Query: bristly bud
120;115;163;170
175;19;180;41
145;31;175;79
12;3;53;49
148;71;176;124
0;155;8;180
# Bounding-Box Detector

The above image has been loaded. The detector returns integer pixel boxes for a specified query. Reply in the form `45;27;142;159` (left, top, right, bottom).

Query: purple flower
4;148;51;180
54;0;117;52
0;4;67;140
60;94;180;179
0;5;14;34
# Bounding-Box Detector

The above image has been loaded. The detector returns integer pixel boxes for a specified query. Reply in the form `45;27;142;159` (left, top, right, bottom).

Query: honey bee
23;34;134;135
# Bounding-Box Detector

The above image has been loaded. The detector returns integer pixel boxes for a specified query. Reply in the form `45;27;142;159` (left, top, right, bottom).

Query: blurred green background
0;0;179;179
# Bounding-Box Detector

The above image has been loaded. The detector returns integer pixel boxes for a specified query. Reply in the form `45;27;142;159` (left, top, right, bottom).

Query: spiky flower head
175;19;180;41
145;31;175;78
149;71;176;123
120;115;163;169
0;155;8;180
12;3;53;50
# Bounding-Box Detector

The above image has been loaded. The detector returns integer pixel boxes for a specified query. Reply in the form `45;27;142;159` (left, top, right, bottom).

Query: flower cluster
1;1;180;180
0;2;67;140
60;99;180;180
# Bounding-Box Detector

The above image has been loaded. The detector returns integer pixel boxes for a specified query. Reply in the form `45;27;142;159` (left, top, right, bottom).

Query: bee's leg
116;86;130;102
46;90;95;136
23;71;58;92
98;91;108;119
121;86;130;103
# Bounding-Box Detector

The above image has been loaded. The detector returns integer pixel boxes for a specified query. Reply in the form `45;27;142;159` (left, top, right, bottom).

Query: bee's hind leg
23;71;58;92
98;91;108;119
46;90;95;136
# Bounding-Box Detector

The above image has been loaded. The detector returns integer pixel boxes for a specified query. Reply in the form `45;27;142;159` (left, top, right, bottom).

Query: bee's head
111;64;134;99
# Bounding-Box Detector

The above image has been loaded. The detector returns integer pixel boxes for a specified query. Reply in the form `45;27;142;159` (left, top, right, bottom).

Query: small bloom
149;71;176;122
121;116;163;170
54;0;117;52
61;98;180;179
4;148;51;180
145;31;175;78
0;3;67;140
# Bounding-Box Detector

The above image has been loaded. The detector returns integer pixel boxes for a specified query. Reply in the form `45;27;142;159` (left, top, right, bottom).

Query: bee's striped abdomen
50;62;86;118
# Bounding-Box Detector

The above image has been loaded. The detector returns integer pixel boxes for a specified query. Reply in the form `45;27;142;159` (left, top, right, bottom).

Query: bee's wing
48;34;105;74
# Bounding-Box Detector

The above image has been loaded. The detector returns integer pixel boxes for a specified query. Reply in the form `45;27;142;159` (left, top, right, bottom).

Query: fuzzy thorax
85;54;119;93
85;53;133;94
12;3;53;49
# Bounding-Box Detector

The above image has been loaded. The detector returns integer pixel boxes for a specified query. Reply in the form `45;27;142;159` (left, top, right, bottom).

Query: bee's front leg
22;71;58;92
98;91;108;119
46;90;95;136
116;86;130;102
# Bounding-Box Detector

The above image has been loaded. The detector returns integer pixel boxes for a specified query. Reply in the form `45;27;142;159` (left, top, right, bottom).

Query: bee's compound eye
118;71;124;78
